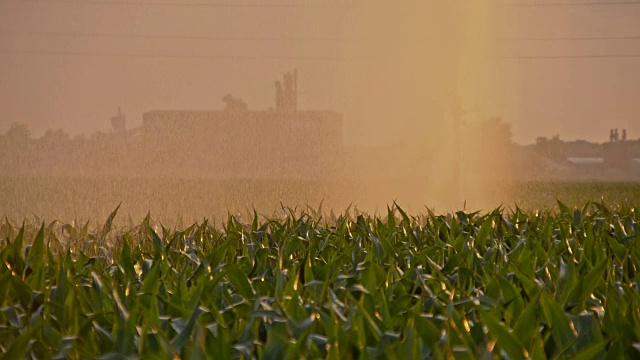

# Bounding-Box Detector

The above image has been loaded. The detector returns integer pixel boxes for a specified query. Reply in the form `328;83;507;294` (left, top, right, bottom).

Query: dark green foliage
1;203;639;358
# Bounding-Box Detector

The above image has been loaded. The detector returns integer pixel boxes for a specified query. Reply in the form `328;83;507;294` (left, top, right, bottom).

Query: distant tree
40;129;73;161
0;123;33;173
4;123;31;142
534;134;565;161
90;131;109;142
41;129;71;145
536;136;548;146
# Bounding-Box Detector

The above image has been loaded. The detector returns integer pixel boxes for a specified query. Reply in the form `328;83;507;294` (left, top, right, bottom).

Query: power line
27;0;640;7
4;30;640;45
23;0;640;8
2;49;639;61
21;0;357;9
0;49;357;61
509;1;640;6
10;30;640;43
502;35;640;41
0;30;362;43
503;54;640;59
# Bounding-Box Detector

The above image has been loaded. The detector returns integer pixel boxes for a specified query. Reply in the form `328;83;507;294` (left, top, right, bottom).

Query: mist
1;1;638;223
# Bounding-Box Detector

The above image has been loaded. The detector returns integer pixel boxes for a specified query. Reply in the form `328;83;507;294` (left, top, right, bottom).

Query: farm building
136;70;344;179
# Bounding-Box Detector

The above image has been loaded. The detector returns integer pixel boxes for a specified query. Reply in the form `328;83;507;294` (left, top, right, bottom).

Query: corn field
1;202;639;359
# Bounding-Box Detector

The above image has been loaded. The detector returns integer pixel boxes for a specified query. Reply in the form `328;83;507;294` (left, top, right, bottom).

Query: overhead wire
0;30;362;43
0;49;357;61
20;0;358;9
4;29;640;43
508;1;640;6
2;1;639;61
502;35;640;41
22;0;640;7
502;54;640;59
1;49;639;61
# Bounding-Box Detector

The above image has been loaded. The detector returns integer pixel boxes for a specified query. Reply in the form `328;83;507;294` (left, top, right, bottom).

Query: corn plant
1;201;639;359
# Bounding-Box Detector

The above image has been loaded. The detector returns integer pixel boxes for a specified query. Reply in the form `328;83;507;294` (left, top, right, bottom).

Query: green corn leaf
540;292;577;352
570;257;608;304
225;265;254;300
480;310;527;360
3;324;41;359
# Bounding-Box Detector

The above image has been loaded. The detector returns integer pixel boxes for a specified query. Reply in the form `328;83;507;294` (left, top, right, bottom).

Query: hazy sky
1;0;639;144
497;1;640;143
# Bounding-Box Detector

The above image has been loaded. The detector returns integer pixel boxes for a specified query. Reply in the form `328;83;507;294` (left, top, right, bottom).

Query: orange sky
0;0;639;144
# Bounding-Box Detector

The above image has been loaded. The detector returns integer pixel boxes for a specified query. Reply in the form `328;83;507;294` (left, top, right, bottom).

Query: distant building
139;70;343;179
603;141;632;170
